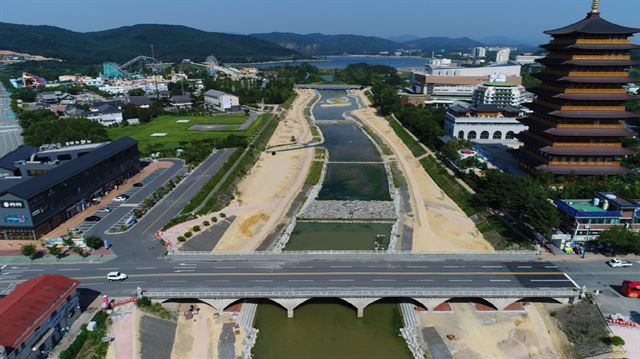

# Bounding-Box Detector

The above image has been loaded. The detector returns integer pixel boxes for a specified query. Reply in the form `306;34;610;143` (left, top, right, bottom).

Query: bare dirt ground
352;91;491;252
419;303;570;359
213;90;315;252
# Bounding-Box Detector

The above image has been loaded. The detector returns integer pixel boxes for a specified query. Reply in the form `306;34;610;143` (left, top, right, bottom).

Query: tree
595;226;640;255
63;237;74;247
72;247;85;257
21;244;37;259
84;235;104;250
47;245;62;258
22;116;109;147
128;88;146;96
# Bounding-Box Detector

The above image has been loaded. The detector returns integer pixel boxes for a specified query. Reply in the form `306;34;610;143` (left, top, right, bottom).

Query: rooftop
0;275;79;349
545;12;640;36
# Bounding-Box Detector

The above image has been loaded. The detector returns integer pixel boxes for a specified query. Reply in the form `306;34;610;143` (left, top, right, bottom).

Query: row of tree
18;108;109;147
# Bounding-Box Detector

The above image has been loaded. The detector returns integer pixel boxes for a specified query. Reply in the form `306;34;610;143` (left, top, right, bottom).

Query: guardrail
142;288;577;299
170;249;539;256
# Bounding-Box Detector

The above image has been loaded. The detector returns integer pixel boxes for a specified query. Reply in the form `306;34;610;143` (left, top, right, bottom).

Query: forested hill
251;32;404;55
0;23;301;64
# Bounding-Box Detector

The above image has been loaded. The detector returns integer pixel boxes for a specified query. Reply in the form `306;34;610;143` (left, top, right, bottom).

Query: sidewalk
0;247;114;264
48;297;103;358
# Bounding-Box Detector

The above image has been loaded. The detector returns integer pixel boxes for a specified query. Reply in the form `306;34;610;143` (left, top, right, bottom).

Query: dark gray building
0;137;140;240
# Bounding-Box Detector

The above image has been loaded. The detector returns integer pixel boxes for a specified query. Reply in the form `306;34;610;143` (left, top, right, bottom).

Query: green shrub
184;231;192;238
192;225;201;232
220;213;226;218
609;336;625;346
212;217;218;223
84;235;103;250
177;236;186;242
203;220;210;226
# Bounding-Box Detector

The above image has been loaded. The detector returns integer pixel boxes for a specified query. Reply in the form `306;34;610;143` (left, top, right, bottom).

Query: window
506;131;515;139
468;131;477;140
493;131;502;140
57;154;72;161
480;131;490;139
458;131;464;139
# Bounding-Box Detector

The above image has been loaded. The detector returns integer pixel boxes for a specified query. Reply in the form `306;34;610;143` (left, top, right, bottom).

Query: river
252;90;411;359
242;55;427;70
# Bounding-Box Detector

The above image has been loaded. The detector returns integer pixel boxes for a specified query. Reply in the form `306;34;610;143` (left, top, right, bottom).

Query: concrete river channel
253;90;412;358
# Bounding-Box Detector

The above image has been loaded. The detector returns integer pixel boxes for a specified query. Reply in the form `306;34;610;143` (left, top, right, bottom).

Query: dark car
133;182;144;187
85;215;102;222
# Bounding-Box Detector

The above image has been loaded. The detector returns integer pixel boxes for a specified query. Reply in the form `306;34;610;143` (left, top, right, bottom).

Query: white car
113;195;129;202
607;258;633;268
98;207;112;213
107;272;128;281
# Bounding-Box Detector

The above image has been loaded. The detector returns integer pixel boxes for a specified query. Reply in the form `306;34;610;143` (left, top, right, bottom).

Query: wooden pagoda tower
516;0;639;175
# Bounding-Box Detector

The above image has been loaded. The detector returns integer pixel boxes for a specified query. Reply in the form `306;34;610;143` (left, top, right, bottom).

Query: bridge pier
482;298;518;311
200;298;241;312
340;298;379;318
270;298;309;318
412;298;447;312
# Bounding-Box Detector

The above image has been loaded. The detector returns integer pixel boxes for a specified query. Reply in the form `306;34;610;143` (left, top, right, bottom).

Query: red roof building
0;275;80;359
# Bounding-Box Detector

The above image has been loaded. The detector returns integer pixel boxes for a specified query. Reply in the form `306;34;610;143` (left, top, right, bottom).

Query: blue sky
0;0;637;42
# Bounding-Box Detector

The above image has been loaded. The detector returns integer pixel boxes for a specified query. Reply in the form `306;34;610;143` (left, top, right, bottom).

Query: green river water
252;90;411;359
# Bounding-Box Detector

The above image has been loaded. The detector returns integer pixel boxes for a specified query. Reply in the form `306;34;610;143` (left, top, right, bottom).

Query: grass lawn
108;114;259;152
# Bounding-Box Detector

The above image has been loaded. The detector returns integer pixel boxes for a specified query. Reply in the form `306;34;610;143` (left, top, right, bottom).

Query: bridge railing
170;249;539;257
142;288;577;299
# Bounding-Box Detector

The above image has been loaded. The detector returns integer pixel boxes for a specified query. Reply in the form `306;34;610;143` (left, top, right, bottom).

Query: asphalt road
0;259;576;297
0;83;23;158
87;149;236;262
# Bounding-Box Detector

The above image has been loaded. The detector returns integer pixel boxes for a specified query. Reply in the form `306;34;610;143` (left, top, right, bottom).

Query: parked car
620;280;640;297
85;215;102;222
107;272;128;281
133;182;144;187
113;194;130;202
607;258;633;268
98;207;112;213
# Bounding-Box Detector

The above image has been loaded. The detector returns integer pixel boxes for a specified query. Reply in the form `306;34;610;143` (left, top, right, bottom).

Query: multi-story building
472;75;527;107
83;103;123;126
515;53;545;65
495;48;511;64
444;103;528;144
554;192;640;247
0;275;80;359
204;90;241;112
0;137;140;240
516;3;639;175
473;47;487;58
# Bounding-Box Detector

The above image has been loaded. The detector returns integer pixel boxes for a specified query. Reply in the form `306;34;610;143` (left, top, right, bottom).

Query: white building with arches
444;104;528;144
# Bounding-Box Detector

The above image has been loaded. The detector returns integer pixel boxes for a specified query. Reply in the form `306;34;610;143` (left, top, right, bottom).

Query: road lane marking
288;280;314;282
367;266;385;268
407;266;427;269
58;269;81;271
545;266;558;268
410;279;434;282
251;280;273;283
530;279;571;282
136;267;156;270
0;265;6;270
517;266;532;269
330;266;352;268
174;270;195;273
293;266;312;269
98;268;119;270
481;266;502;268
215;267;237;269
330;279;354;282
372;279;395;282
127;281;146;284
444;266;464;269
206;280;229;283
67;271;568;281
448;279;472;282
490;279;512;282
5;269;43;272
563;273;581;288
163;280;186;283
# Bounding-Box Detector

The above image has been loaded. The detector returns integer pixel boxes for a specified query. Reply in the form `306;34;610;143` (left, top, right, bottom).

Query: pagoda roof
533;72;636;84
536;58;638;67
545;12;640;36
528;103;639;119
541;43;640;51
535;164;628;175
543;127;635;137
539;146;633;156
528;88;638;101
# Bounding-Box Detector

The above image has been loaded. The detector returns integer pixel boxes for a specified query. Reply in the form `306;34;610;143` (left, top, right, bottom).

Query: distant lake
240;55;427;70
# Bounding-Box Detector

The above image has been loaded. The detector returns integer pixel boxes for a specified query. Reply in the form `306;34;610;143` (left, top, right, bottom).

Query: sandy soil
351;91;491;252
419;303;570;359
213;89;315;252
